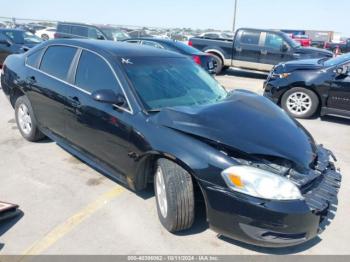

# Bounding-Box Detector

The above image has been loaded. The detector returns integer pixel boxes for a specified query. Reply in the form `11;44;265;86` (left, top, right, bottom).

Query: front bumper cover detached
201;147;341;247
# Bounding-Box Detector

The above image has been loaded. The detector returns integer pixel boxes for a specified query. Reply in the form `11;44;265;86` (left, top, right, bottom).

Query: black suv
55;22;130;41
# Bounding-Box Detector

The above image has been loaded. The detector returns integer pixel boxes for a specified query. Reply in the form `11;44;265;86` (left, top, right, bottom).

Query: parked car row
1;39;342;248
0;29;42;67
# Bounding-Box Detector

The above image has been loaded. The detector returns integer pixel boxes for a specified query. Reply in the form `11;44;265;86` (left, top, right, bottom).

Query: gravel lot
0;69;349;255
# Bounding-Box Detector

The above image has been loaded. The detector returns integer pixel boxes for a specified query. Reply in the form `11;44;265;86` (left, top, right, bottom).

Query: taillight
54;33;58;39
188;40;193;46
192;55;201;65
324;42;330;48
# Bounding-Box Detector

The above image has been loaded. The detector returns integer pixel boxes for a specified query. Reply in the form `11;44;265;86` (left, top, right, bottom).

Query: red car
292;35;312;47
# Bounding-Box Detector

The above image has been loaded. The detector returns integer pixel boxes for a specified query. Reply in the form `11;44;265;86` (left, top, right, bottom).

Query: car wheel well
206;51;224;64
10;88;25;108
135;153;207;218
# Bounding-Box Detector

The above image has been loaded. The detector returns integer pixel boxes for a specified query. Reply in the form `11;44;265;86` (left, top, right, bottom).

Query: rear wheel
154;159;195;233
41;34;49;41
209;53;223;75
281;87;319;119
15;96;45;142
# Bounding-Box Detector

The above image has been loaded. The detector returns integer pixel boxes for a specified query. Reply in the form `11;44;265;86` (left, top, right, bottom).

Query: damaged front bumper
200;147;341;247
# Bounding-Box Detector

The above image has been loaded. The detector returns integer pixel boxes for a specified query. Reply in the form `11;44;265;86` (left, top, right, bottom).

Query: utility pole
232;0;238;33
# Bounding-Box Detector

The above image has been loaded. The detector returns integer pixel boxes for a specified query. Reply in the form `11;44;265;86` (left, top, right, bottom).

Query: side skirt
321;107;350;119
40;127;131;189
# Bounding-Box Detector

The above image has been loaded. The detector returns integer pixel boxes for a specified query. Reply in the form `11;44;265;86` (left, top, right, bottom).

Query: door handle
69;96;81;108
236;47;242;52
261;50;268;55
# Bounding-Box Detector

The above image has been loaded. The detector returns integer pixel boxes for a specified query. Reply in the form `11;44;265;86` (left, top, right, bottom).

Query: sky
1;0;349;36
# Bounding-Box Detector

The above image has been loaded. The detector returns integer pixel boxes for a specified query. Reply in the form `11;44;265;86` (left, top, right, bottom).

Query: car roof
40;39;185;58
57;22;118;30
239;28;285;34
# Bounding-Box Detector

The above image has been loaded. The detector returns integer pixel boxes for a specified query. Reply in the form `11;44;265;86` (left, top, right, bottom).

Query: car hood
275;58;324;72
151;90;317;169
296;46;333;57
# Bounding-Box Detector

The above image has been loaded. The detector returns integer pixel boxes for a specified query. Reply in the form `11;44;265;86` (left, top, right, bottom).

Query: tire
41;34;49;41
15;96;45;142
281;87;319;119
209;53;223;75
154;158;195;233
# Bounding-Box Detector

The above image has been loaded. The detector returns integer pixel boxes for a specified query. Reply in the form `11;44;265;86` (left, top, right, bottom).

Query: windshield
324;53;350;67
123;58;227;110
100;28;130;41
3;30;42;44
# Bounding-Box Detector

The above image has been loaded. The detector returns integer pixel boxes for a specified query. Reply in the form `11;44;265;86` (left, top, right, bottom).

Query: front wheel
154;159;195;233
281;87;319;119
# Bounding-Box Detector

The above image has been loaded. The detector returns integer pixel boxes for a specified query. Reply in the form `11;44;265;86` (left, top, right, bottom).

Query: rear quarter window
26;48;44;68
40;45;77;80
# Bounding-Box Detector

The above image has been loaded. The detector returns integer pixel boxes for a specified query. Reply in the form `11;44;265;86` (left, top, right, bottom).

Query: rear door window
75;50;122;94
40;45;77;80
71;26;88;38
57;24;70;34
240;31;260;45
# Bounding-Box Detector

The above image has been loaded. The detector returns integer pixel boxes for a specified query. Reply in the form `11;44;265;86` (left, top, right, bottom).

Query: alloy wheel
156;166;168;218
17;103;32;135
286;92;312;116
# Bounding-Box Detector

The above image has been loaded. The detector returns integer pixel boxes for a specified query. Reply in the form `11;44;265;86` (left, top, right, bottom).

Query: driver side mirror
281;43;289;52
97;35;105;40
92;89;126;107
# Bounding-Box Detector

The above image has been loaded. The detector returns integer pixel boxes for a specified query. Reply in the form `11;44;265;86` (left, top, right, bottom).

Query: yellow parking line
21;186;125;256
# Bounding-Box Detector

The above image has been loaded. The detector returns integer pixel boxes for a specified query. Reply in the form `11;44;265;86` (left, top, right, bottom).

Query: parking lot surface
0;69;349;255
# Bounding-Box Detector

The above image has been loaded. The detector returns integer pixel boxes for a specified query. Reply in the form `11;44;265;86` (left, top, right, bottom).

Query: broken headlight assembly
221;165;303;200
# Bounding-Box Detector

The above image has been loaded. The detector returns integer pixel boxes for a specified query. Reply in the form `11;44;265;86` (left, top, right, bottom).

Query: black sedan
1;39;341;247
264;54;350;119
123;38;216;73
0;29;42;67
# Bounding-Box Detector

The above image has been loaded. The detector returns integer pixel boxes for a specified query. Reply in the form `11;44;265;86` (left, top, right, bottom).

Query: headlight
271;73;291;79
221;166;303;200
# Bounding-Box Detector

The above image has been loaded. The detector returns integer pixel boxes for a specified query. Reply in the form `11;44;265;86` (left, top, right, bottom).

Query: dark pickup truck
189;28;333;74
325;39;350;54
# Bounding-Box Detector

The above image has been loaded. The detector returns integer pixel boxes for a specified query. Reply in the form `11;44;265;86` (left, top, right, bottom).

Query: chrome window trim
24;43;134;114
